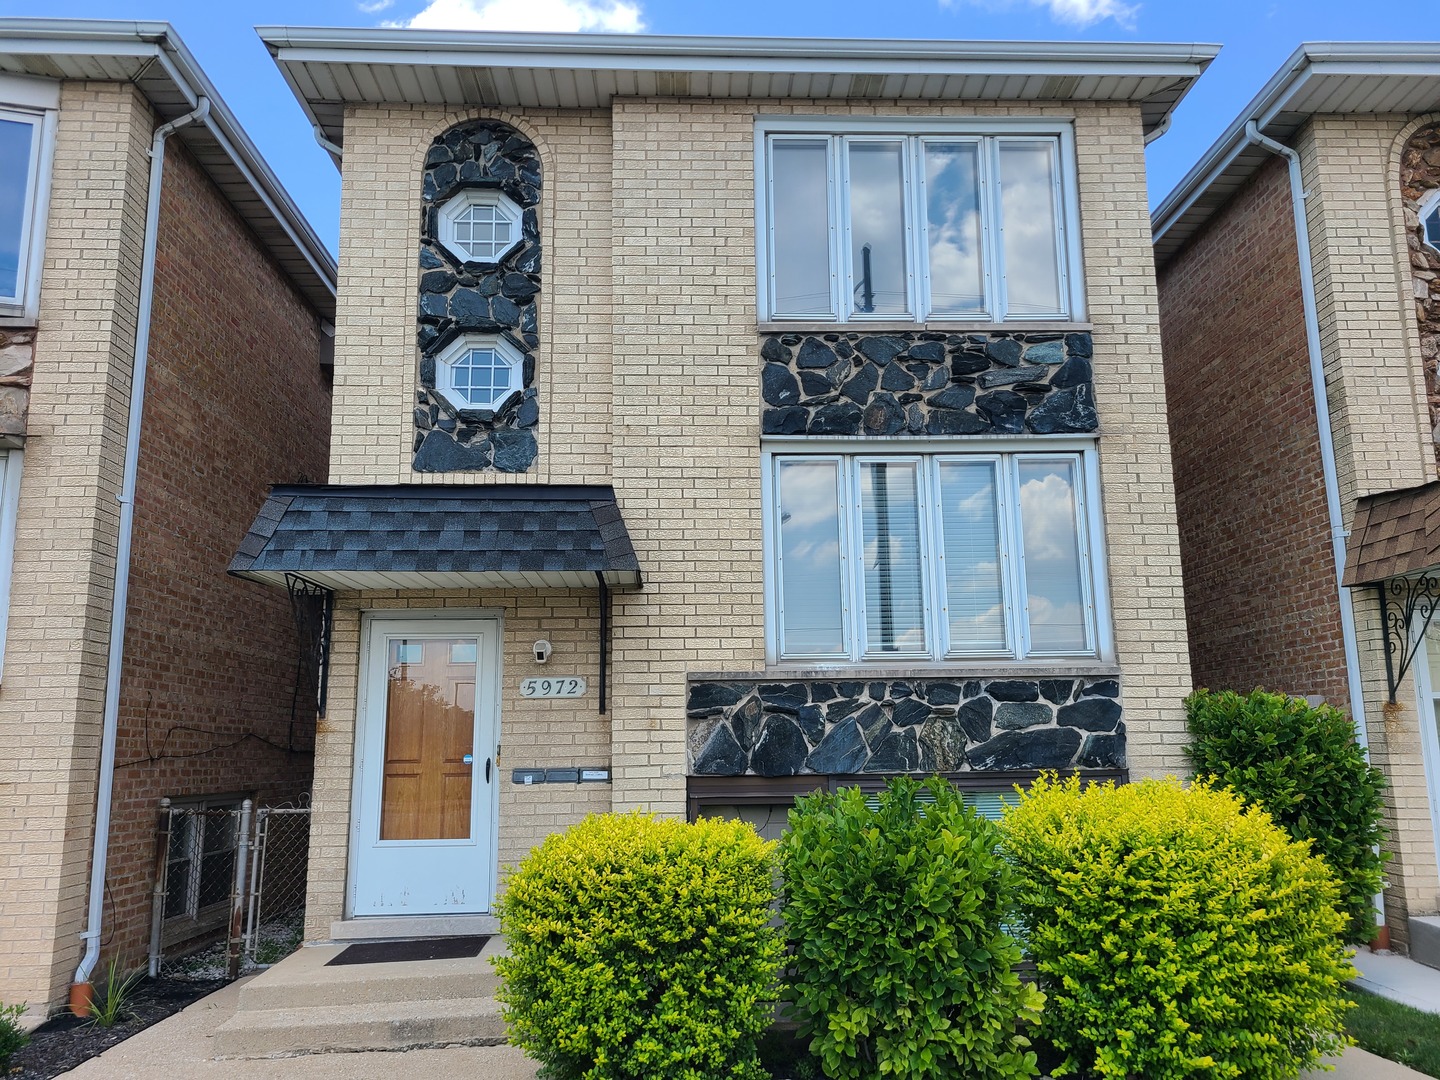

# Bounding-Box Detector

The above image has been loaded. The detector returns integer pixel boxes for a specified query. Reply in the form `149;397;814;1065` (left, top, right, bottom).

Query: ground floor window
164;796;243;922
766;446;1104;664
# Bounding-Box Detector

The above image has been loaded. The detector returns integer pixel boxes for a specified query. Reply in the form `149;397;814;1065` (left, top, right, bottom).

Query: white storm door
1414;622;1440;881
352;617;500;916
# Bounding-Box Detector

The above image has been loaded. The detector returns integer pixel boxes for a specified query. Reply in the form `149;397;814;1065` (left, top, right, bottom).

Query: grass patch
1346;987;1440;1077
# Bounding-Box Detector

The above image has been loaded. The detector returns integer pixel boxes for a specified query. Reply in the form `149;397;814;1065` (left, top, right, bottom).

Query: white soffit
1154;43;1440;266
257;27;1218;145
0;19;336;318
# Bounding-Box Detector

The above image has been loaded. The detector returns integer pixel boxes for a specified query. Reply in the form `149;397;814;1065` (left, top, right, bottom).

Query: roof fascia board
0;19;337;301
1155;43;1440;252
257;26;1217;70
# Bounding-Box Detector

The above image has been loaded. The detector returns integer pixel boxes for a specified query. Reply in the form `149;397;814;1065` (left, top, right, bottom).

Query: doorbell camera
533;639;553;664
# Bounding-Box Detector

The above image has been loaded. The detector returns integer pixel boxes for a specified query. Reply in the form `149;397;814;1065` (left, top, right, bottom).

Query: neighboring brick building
0;22;335;1016
225;28;1210;1008
1154;44;1440;961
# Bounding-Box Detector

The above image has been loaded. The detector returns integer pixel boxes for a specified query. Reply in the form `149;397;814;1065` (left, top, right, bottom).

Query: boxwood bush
494;812;782;1080
778;777;1043;1080
1001;775;1354;1080
1186;687;1388;943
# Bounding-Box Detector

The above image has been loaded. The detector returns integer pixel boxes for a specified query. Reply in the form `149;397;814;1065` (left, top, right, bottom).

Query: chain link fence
148;797;311;981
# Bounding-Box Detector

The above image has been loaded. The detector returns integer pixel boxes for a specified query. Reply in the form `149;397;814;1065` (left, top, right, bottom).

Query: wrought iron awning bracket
1377;571;1440;703
596;572;610;716
285;574;335;717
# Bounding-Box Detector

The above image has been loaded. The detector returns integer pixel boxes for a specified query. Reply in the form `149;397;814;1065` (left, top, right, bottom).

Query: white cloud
398;0;644;32
359;0;395;12
943;0;1139;30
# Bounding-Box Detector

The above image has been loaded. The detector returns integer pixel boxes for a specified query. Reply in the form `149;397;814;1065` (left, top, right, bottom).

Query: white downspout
71;96;211;1001
1243;119;1384;931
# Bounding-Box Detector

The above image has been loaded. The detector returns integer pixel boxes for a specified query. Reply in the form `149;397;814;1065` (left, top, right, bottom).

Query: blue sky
5;0;1425;253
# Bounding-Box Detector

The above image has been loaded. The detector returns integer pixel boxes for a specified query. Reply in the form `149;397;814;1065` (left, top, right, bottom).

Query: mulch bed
11;977;226;1079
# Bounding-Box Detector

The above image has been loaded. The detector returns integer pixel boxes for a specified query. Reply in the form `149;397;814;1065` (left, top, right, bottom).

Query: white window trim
753;117;1086;326
0;99;57;324
436;188;524;265
1419;188;1440;257
433;333;524;412
0;448;20;684
760;437;1112;668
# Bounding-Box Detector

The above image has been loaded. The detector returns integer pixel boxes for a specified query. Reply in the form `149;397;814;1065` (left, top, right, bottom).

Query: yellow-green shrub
1001;776;1354;1080
778;777;1043;1080
494;812;782;1080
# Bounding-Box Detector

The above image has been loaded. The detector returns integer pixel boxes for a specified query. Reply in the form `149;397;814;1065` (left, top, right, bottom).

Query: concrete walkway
52;968;1433;1080
58;978;539;1080
1353;948;1440;1016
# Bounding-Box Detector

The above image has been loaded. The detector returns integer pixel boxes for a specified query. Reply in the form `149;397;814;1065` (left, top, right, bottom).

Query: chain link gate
148;798;311;980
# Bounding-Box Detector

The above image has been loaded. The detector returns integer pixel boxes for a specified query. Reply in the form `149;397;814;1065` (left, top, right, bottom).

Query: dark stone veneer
761;331;1095;437
687;676;1123;777
414;120;542;473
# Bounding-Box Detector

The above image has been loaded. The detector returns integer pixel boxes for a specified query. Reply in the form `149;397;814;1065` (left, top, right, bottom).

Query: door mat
327;935;490;966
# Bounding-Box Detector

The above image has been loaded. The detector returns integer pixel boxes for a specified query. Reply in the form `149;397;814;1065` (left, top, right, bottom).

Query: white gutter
1241;120;1382;927
72;95;211;999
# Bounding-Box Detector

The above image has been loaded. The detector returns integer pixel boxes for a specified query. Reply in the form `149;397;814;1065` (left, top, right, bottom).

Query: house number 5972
519;677;587;699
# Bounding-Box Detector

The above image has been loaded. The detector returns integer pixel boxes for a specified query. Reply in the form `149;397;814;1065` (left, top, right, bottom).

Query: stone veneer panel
413;120;542;473
0;328;34;440
761;331;1095;437
687;677;1123;776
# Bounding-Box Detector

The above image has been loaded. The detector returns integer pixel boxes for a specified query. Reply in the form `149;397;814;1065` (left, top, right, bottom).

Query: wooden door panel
380;637;477;841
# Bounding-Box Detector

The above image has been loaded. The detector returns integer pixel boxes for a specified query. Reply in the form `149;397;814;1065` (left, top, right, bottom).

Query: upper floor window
0;105;47;316
438;189;524;265
1421;188;1440;256
765;446;1104;665
757;122;1083;324
435;333;524;412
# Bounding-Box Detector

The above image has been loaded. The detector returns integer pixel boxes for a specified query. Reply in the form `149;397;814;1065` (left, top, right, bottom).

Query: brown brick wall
92;141;329;974
1157;154;1348;707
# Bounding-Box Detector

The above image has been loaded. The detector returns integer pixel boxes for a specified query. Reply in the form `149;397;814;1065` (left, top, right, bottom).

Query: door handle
485;757;492;783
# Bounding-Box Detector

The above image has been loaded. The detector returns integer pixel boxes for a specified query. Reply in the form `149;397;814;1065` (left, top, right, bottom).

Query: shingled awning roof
1341;480;1440;587
229;484;641;591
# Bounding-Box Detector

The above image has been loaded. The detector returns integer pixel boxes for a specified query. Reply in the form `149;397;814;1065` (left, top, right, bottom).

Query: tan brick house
1154;43;1440;963
0;21;336;1017
234;27;1213;973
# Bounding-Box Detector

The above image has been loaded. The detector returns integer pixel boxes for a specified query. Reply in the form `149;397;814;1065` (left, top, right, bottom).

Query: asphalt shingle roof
229;484;641;589
1342;480;1440;587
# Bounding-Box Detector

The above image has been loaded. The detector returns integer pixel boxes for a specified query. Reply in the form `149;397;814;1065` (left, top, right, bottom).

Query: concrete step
236;941;505;1011
1411;916;1440;972
212;995;506;1058
329;915;500;941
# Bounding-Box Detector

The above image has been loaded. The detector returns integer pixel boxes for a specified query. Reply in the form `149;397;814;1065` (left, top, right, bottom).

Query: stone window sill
689;663;1122;682
757;320;1094;335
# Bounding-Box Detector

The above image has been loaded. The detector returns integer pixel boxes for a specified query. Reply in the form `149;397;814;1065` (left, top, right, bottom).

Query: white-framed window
0;95;54;321
763;443;1106;665
434;334;524;411
755;120;1084;324
1420;188;1440;257
437;189;524;264
163;796;243;923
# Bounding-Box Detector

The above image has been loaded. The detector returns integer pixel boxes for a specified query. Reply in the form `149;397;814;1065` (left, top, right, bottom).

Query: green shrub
494;811;782;1080
778;777;1042;1080
1001;775;1354;1080
1186;687;1388;943
0;1002;28;1072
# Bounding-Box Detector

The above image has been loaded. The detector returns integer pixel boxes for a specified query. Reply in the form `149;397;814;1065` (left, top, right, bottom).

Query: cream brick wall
311;96;1193;915
0;82;153;1013
1299;114;1440;935
305;590;609;937
329;105;613;486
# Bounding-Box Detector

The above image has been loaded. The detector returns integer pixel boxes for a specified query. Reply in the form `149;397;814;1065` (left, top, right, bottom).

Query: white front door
1413;624;1440;880
351;616;500;916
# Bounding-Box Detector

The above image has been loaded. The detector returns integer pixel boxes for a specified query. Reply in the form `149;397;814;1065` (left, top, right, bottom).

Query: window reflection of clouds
860;462;926;653
940;462;1006;650
847;143;908;315
0;119;34;299
1019;463;1087;651
925;144;984;315
998;142;1063;315
772;141;832;315
778;461;846;655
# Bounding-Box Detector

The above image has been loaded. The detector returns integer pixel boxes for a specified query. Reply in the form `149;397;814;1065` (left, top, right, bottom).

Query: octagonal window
435;335;523;411
438;190;524;264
